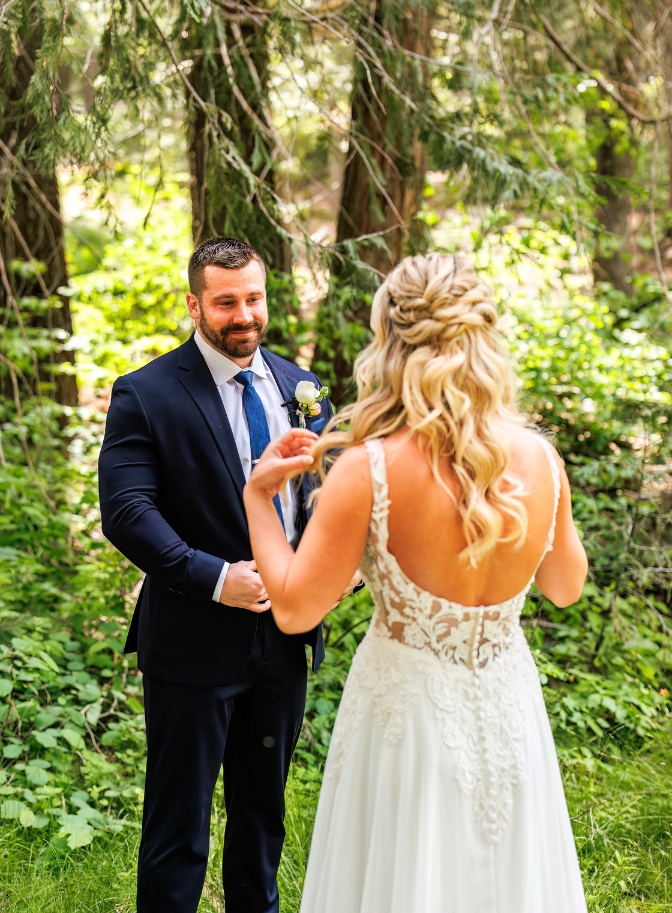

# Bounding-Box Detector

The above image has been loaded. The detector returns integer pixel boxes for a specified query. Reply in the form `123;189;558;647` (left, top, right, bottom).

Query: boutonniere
284;380;329;428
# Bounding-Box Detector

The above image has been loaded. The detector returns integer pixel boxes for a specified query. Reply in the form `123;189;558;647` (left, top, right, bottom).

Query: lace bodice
328;436;561;843
359;437;561;667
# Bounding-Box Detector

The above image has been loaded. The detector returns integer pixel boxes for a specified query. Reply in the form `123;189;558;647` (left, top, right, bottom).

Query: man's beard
197;309;268;360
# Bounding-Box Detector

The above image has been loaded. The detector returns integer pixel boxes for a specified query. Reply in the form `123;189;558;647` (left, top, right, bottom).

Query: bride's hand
247;429;318;499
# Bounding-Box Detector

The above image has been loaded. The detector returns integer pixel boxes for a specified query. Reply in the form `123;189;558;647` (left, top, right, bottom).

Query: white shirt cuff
212;562;230;602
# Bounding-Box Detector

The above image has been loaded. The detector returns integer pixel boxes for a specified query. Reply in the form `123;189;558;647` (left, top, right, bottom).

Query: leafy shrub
0;433;145;847
2;208;671;852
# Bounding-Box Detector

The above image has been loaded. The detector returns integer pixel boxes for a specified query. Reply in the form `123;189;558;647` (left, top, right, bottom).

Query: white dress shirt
194;330;296;602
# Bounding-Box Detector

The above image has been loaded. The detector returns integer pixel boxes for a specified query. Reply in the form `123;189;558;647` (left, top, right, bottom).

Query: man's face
186;261;269;363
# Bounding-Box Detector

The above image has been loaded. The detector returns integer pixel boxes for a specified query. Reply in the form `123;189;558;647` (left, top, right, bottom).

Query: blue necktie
234;370;285;530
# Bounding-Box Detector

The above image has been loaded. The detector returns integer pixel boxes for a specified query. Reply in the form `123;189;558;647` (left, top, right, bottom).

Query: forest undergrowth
1;202;671;909
2;741;672;913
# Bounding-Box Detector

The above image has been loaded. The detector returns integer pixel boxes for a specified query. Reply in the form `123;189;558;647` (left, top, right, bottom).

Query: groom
99;237;332;913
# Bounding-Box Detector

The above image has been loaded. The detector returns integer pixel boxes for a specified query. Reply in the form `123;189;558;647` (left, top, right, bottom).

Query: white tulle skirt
300;633;587;913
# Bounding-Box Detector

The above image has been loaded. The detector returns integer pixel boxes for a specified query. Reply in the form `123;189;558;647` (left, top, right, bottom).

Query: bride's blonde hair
311;252;528;565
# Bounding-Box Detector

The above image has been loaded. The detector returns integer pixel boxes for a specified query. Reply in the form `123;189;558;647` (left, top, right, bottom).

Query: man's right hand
219;560;270;612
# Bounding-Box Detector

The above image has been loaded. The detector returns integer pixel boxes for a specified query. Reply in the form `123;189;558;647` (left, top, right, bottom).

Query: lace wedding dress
300;438;587;913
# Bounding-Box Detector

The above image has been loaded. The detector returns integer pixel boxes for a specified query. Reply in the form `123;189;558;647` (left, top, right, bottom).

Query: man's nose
231;302;253;324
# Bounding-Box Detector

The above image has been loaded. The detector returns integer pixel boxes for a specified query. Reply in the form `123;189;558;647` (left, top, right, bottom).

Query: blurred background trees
0;0;672;895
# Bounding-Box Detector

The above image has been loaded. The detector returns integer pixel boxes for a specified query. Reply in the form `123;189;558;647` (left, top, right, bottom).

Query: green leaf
60;729;85;750
0;679;12;697
67;828;95;849
34;710;62;729
3;743;23;759
57;813;95;848
30;815;49;829
75;805;107;828
25;767;49;786
1;799;27;819
37;651;60;673
84;703;102;726
19;807;36;827
34;731;58;749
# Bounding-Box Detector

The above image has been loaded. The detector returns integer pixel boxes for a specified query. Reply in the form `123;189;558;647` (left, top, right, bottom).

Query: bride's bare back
246;422;587;635
382;424;582;608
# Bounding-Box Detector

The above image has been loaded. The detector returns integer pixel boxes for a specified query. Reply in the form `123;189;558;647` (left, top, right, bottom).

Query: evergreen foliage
0;2;671;905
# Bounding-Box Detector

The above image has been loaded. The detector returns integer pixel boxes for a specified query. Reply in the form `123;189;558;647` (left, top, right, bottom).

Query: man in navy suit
99;237;337;913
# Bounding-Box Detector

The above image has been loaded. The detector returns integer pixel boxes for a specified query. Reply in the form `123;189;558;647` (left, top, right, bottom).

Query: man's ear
186;293;200;321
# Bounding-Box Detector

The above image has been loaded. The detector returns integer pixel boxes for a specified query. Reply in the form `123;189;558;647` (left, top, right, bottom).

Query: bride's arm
534;454;588;607
243;430;372;634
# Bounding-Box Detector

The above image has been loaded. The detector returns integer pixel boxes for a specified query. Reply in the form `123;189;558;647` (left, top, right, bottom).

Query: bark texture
311;0;435;403
186;18;291;273
591;116;635;298
0;25;78;407
335;1;433;274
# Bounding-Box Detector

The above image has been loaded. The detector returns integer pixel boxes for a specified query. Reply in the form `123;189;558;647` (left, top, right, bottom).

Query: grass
1;742;671;912
566;736;672;912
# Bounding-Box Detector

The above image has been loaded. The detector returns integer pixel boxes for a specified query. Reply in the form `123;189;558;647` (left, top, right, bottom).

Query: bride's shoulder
316;444;374;515
505;427;565;492
326;443;372;483
504;424;555;458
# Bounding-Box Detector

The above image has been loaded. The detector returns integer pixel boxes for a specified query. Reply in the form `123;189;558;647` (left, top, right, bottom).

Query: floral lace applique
329;437;560;843
328;635;431;778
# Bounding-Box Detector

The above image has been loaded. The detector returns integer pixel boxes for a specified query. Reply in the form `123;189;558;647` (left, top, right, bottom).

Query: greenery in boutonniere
292;381;329;428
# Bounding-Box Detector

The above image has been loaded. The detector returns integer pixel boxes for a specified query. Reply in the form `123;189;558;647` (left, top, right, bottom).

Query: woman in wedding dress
243;253;589;913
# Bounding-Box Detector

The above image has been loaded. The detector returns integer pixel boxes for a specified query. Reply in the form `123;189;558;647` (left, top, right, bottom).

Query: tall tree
529;0;672;301
182;6;291;273
335;0;435;275
590;110;636;297
312;0;437;402
0;4;79;408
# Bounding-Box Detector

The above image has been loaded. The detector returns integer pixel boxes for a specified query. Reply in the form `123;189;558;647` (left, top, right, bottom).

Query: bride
243;253;589;913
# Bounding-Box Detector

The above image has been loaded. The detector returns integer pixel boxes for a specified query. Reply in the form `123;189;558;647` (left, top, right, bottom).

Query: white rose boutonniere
291;380;329;428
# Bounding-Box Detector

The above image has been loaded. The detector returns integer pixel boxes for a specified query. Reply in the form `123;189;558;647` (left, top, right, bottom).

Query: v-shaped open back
306;433;589;885
359;437;561;669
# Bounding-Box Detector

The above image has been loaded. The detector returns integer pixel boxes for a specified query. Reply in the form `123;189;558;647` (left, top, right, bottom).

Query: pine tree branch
0;138;63;224
137;0;313;247
212;0;353;23
7;217;51;299
0;352;56;511
227;18;294;162
533;8;672;124
216;24;284;152
583;0;650;61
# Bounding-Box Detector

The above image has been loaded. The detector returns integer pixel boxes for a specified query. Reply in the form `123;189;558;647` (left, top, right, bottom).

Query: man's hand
219;560;270;612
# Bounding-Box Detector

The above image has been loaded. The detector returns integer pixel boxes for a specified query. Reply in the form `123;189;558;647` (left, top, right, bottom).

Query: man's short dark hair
188;237;266;299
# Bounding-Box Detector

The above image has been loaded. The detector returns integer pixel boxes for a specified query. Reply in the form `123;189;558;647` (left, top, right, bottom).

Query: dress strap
537;437;562;559
364;439;391;548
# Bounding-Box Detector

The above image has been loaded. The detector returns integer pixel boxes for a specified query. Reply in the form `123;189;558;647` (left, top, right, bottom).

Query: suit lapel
178;337;247;504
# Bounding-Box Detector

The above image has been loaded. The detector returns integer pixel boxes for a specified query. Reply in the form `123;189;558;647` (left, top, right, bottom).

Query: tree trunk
311;0;435;403
185;15;291;274
336;1;433;274
0;24;78;408
667;126;672;233
591;116;635;298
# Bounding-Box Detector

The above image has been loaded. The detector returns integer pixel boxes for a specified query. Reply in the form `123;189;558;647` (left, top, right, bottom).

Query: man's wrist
213;562;230;602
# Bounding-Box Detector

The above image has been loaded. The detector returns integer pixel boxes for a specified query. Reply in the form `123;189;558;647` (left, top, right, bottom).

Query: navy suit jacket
98;334;330;687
